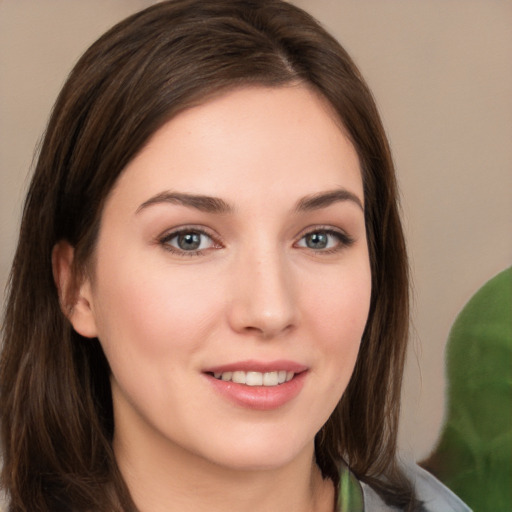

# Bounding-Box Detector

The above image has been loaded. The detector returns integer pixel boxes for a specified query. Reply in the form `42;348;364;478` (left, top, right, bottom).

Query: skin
56;85;372;512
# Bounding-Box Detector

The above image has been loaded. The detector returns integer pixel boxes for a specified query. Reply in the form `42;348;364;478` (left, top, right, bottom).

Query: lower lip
205;372;307;410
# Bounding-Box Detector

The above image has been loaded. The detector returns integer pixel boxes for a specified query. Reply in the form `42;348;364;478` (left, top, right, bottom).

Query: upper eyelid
295;225;351;239
158;224;351;237
158;225;219;241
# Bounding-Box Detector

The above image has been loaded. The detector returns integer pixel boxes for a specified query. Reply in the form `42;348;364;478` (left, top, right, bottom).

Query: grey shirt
360;464;472;511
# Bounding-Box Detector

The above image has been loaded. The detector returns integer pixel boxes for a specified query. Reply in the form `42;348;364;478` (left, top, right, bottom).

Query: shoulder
407;464;472;512
359;464;472;512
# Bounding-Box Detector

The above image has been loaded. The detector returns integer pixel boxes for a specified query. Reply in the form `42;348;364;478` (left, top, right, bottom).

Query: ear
52;241;98;338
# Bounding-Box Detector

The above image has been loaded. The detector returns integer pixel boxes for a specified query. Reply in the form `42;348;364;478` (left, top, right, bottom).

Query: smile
211;370;295;386
204;361;308;410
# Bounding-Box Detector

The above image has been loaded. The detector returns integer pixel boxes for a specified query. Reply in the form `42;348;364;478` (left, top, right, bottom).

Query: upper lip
203;360;308;374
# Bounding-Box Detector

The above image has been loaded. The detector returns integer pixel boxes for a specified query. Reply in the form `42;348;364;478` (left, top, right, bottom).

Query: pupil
178;232;201;250
307;232;327;249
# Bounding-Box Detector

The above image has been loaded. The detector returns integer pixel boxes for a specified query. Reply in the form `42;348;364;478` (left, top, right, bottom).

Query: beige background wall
1;0;511;462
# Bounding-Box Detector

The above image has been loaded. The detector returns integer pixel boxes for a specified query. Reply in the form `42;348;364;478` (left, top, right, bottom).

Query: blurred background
1;0;511;465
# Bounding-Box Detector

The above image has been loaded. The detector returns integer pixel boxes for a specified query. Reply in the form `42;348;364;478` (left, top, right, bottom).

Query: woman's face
74;85;371;472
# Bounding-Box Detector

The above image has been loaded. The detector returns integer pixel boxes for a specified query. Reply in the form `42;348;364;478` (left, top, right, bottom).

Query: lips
203;360;308;410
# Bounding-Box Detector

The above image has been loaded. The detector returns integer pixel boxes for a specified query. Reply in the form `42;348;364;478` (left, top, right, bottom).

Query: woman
0;1;470;511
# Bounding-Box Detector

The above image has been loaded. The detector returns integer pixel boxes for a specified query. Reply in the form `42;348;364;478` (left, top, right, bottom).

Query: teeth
212;370;296;386
263;372;278;386
232;371;246;384
246;371;263;386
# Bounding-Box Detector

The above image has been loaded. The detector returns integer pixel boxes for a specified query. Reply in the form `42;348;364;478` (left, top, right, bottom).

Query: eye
296;229;353;252
159;228;218;255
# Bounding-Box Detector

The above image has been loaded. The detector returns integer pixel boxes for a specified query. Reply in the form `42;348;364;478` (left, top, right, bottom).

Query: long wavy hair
1;1;412;510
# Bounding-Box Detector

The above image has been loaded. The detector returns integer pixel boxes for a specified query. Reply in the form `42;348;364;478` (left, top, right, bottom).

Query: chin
191;426;317;473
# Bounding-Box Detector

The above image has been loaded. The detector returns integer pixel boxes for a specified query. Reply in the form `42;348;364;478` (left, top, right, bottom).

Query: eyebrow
136;188;364;215
136;192;234;214
294;189;364;212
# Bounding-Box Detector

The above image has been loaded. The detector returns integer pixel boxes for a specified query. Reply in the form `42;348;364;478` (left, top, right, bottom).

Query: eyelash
158;227;221;257
294;227;355;254
158;226;354;257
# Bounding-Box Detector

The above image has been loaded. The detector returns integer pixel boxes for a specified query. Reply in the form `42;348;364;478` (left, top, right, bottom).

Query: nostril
226;263;298;337
242;322;294;340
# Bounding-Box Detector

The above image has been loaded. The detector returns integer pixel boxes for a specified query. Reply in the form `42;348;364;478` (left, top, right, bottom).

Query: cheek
91;251;223;362
301;257;371;382
304;259;371;336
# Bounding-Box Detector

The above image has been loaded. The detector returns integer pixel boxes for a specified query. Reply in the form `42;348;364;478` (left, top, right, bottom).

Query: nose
227;245;298;339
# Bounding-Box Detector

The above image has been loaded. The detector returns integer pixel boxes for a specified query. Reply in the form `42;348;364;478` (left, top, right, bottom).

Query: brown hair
1;1;414;510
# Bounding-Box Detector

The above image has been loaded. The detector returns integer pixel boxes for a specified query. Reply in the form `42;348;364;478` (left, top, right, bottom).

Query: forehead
109;84;363;211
